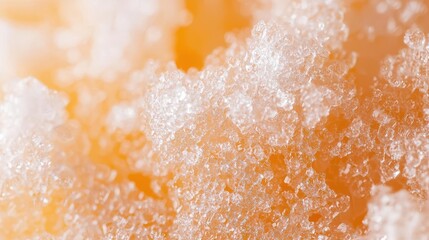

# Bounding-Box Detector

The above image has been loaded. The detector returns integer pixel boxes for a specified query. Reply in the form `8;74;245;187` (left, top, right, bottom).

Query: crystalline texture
1;0;429;239
365;186;429;239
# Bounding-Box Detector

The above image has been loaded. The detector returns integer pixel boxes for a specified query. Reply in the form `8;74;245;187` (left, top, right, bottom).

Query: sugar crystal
1;0;429;239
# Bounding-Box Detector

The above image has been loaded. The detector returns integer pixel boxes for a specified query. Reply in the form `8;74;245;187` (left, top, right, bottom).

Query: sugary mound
0;0;429;239
365;186;429;239
0;78;172;239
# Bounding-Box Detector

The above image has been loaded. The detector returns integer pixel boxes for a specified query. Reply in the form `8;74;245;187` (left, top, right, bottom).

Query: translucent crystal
0;0;429;239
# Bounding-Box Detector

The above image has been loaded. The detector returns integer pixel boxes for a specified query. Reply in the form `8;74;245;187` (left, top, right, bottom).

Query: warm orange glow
0;0;428;239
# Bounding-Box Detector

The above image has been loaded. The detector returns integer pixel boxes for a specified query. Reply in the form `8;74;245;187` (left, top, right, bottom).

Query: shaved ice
0;0;429;239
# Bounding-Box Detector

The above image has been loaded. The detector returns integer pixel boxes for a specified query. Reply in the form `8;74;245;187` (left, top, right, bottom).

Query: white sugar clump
0;78;172;239
376;28;429;189
1;0;429;239
365;186;429;240
0;0;188;175
382;27;429;91
143;64;203;149
0;78;67;180
107;0;358;238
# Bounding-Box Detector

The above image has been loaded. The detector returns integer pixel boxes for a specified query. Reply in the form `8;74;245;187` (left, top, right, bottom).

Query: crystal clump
0;0;429;239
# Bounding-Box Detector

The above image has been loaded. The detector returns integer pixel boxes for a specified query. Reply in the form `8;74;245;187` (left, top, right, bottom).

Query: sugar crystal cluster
0;0;429;239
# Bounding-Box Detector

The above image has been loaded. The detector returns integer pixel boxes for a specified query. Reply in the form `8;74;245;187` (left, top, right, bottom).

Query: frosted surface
0;0;429;239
